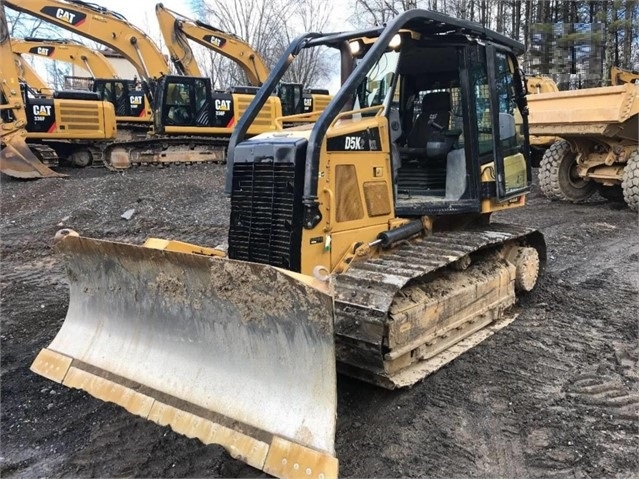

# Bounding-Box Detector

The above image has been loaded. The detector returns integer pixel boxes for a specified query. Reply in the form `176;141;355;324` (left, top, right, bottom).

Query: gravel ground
1;164;637;478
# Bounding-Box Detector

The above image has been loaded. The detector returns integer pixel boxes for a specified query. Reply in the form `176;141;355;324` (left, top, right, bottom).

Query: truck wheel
539;140;595;202
622;150;639;212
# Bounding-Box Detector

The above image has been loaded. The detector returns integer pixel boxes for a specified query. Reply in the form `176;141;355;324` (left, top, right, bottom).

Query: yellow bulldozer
31;10;546;478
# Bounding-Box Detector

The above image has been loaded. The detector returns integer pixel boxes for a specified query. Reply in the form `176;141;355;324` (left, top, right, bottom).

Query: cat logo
345;136;364;150
29;46;54;56
204;35;227;48
215;99;231;111
56;8;77;23
130;95;143;106
303;98;313;107
41;6;87;26
33;105;52;116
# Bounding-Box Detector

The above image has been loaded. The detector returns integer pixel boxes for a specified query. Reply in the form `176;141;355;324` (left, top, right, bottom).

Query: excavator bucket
0;140;65;178
31;236;338;478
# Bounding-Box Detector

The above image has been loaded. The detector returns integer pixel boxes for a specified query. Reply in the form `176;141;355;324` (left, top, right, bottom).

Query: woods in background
353;0;638;89
7;0;639;91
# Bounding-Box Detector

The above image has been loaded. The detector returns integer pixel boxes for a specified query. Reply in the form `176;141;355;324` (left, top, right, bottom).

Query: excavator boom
12;37;119;79
12;52;54;96
5;0;169;86
155;3;269;85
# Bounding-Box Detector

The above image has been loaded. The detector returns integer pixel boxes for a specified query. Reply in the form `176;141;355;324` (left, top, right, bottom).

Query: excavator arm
5;0;169;87
12;37;119;79
155;3;201;77
155;3;269;86
0;3;63;178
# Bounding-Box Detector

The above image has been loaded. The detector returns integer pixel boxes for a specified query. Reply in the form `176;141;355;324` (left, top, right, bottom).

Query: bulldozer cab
228;13;533;229
388;39;531;212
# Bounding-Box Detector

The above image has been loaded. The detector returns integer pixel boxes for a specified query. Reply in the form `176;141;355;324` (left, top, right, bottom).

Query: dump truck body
529;83;639;209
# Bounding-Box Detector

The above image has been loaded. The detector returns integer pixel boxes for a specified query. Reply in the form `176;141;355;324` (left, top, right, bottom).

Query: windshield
355;50;399;110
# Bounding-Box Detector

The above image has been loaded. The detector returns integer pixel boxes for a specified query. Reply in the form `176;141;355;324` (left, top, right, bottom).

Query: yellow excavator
10;36;153;134
1;7;61;177
155;3;331;116
6;0;299;168
1;4;116;175
32;10;546;478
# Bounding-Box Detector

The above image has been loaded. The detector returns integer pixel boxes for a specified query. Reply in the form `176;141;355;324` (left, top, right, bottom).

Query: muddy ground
1;164;637;478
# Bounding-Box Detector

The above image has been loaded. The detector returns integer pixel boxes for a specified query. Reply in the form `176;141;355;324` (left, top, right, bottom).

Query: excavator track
334;223;546;389
102;136;229;169
28;144;60;167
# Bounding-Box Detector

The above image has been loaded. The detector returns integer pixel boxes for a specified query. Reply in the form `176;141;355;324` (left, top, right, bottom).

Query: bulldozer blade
31;236;338;478
0;141;65;178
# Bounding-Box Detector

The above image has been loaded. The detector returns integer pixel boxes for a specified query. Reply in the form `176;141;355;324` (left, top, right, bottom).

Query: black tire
598;184;624;202
538;140;596;202
621;150;639;212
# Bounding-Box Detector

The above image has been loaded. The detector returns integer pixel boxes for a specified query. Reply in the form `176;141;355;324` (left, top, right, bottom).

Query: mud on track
1;165;637;478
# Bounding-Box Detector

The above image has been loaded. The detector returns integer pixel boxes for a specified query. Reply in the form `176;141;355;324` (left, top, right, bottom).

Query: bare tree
278;0;334;87
195;0;335;89
6;10;59;37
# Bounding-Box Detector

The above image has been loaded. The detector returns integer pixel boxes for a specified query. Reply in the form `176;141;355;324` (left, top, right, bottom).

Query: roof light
389;34;401;49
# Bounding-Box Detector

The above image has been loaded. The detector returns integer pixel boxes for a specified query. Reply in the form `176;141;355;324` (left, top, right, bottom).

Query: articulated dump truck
528;82;639;210
32;11;546;478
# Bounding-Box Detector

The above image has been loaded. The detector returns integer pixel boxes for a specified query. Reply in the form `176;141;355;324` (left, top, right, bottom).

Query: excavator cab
93;79;147;119
153;75;284;135
277;82;304;116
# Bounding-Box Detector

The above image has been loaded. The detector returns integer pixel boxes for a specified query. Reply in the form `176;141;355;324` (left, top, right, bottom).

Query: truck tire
622;150;639;212
539;140;595;202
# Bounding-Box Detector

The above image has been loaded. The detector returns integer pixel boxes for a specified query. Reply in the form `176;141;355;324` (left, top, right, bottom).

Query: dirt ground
1;164;637;478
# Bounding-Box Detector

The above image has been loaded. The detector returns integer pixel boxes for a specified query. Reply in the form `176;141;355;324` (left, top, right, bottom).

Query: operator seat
402;92;451;156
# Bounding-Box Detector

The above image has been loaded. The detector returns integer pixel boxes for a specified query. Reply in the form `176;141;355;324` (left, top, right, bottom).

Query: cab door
486;45;532;201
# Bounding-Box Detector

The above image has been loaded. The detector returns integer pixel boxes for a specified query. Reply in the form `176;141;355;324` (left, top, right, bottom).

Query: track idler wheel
505;246;540;292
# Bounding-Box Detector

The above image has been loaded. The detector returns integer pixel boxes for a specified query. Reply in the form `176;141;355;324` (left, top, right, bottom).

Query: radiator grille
229;161;302;270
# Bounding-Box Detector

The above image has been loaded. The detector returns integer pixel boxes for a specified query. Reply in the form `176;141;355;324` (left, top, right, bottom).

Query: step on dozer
31;10;546;479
